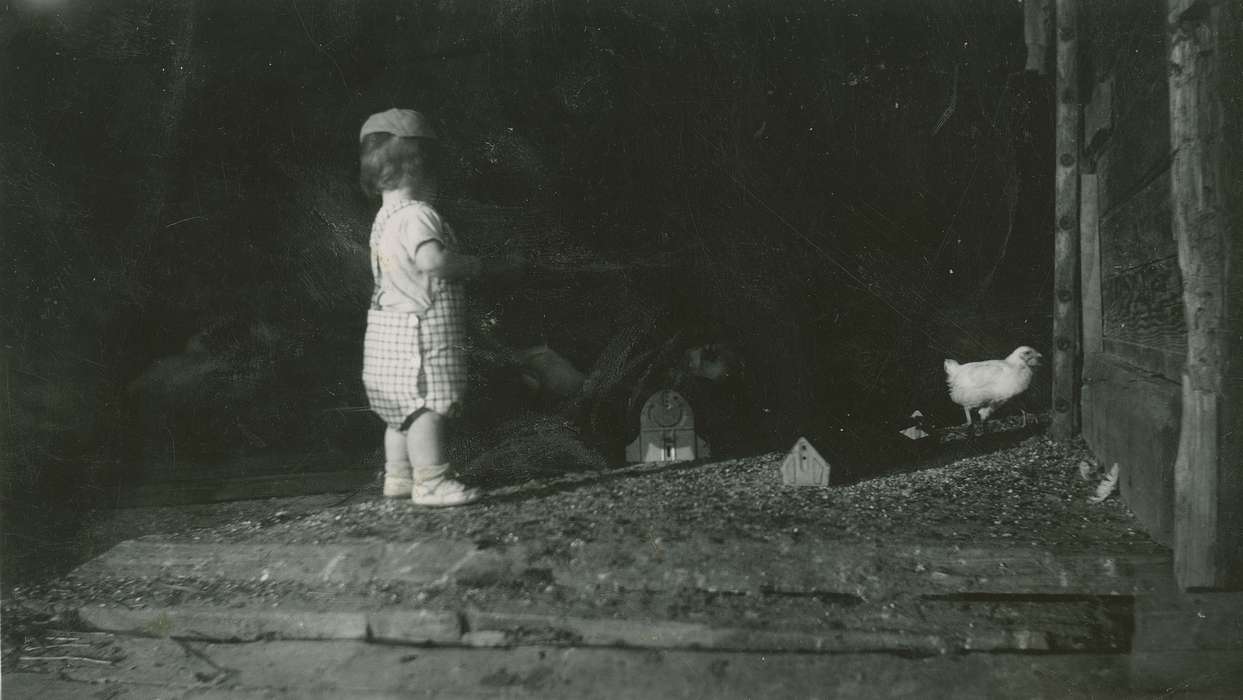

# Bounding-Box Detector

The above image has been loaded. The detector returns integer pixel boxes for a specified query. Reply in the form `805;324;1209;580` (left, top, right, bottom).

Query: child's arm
391;205;483;281
415;241;526;283
396;206;524;282
413;239;483;281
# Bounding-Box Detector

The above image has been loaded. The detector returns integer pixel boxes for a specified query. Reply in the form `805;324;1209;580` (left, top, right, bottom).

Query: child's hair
359;133;438;198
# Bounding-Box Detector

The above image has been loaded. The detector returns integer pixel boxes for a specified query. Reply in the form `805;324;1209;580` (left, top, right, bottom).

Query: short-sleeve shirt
369;200;456;315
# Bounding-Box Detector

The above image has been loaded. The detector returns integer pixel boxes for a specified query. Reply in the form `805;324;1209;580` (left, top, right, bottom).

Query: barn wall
1168;0;1243;589
1080;0;1181;544
1082;355;1178;543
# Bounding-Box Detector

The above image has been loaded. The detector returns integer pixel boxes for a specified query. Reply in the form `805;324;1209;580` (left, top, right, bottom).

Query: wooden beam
77;538;1172;599
1080;174;1101;355
1024;0;1053;74
1168;0;1243;590
1051;0;1082;441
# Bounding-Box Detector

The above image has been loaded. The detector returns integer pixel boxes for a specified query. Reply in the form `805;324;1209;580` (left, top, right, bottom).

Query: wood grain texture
1080;175;1102;354
1225;0;1243;592
1099;169;1175;275
1097;167;1183;382
1173;385;1218;587
1051;0;1082;441
1101;256;1186;362
1081;352;1180;545
1168;0;1243;590
75;537;1171;600
1091;0;1170;212
1101;338;1184;384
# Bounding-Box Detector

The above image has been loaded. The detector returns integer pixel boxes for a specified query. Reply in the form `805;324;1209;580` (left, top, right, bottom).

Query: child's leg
382;426;413;497
405;409;446;466
406;410;479;507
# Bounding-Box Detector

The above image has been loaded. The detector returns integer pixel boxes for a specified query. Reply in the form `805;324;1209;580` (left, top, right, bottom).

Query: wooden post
1168;0;1243;590
1079;173;1101;356
1051;0;1082;442
1024;0;1053;74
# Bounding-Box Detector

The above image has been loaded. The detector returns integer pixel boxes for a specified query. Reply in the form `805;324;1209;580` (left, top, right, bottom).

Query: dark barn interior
3;0;1242;696
3;0;1053;554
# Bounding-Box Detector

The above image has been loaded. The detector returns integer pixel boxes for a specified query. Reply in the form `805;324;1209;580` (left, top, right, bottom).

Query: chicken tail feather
943;359;959;378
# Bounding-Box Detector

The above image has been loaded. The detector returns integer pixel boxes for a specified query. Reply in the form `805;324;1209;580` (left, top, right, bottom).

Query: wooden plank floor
7;637;1243;699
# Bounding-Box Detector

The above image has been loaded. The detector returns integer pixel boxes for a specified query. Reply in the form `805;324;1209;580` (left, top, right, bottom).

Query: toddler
359;108;492;506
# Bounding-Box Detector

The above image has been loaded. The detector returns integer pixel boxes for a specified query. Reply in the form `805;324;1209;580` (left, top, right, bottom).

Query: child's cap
360;109;438;141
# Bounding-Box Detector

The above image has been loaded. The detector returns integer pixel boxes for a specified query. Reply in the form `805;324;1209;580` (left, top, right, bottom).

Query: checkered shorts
363;282;469;428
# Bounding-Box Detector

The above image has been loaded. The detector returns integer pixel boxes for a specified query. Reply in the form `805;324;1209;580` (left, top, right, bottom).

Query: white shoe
383;476;413;497
412;476;480;507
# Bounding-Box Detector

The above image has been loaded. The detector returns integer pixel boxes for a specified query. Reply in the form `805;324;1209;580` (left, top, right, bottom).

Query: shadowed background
1;0;1053;582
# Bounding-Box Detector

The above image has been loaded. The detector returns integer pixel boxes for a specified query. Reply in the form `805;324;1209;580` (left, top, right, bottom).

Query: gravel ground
3;429;1161;663
156;432;1160;555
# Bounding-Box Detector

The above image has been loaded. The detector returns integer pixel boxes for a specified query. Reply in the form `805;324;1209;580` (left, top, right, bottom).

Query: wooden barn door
1079;0;1241;590
1077;0;1183;547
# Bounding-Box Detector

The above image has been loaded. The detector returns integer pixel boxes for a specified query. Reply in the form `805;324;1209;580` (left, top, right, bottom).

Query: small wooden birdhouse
625;389;710;463
780;437;830;486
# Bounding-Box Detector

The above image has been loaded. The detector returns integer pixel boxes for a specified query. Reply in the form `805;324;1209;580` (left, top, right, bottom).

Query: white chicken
944;346;1043;428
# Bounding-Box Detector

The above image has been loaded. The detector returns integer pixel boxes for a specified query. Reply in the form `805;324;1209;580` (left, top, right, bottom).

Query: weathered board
75;537;1172;600
1168;0;1243;590
1081;353;1179;545
1101;257;1186;368
1100;338;1185;385
1098;168;1184;378
74;539;489;587
1078;0;1188;559
1088;0;1170;211
1080;175;1102;354
1087;0;1176;382
14;636;1243;698
1099;170;1175;276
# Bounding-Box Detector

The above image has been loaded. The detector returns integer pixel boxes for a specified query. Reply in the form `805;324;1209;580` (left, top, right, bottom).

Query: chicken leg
976;405;996;434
